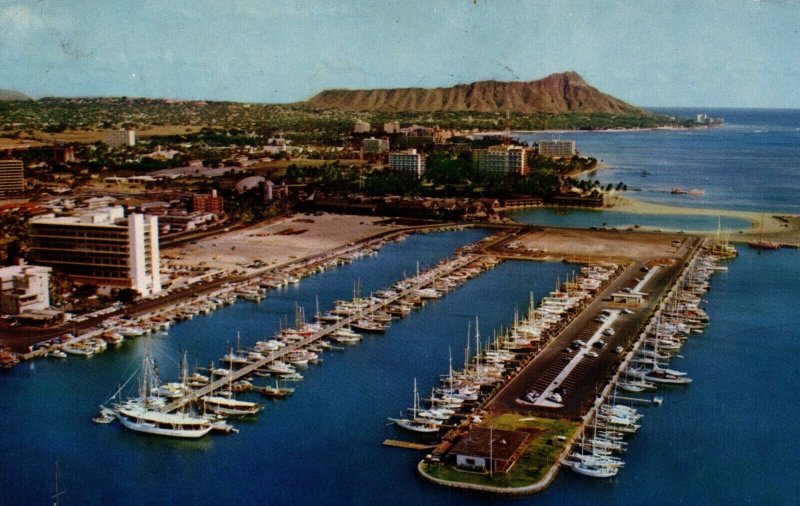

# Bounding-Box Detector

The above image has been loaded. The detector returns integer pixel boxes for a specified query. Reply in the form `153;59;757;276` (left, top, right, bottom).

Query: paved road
486;237;701;418
485;261;643;415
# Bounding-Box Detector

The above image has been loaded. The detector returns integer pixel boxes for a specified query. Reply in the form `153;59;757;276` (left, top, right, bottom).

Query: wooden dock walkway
162;253;481;413
383;439;436;450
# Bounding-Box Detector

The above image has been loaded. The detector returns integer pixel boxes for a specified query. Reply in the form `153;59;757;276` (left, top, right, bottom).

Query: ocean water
515;108;800;214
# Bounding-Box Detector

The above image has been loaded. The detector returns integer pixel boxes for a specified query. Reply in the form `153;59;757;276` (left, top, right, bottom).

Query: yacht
564;459;620;478
202;396;262;416
113;339;212;439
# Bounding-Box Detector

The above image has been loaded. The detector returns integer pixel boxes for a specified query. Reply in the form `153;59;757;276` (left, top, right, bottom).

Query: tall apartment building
193;189;224;214
0;159;24;195
105;129;136;147
389;149;426;178
473;145;528;175
29;206;161;296
538;140;576;158
362;137;390;154
0;264;51;315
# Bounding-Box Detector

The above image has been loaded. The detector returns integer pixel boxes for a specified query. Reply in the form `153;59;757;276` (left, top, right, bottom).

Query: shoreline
472;125;716;137
609;195;800;241
507;194;800;245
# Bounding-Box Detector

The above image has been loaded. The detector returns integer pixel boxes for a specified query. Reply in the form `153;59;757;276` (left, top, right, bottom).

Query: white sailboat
388;378;441;433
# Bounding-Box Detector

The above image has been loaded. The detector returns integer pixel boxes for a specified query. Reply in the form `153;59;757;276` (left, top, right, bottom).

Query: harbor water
1;228;579;504
2;229;798;504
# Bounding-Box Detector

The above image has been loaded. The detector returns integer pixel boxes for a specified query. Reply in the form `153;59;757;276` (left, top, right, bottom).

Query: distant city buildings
473;145;528;175
354;120;371;134
192;189;224;214
389;149;426;178
362;137;390;155
0;159;24;195
105;129;136;147
83;196;117;210
54;146;75;163
29;206;161;296
235;176;266;194
265;180;288;201
695;113;718;125
383;121;400;134
265;133;288;154
537;140;576;158
0;264;51;315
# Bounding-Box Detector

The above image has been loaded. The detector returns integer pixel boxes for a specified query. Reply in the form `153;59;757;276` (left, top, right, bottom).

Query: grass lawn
421;413;579;489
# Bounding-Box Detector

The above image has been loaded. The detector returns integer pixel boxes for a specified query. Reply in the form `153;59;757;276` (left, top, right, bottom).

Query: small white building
611;291;644;305
0;264;52;315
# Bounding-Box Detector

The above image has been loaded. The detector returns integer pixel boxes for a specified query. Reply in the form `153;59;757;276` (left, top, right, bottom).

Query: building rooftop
30;206;127;227
449;427;530;462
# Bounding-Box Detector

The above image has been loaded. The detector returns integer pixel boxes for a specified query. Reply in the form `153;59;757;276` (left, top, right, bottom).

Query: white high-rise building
538;140;576;158
473;145;528;175
389;149;426;178
29;206;161;296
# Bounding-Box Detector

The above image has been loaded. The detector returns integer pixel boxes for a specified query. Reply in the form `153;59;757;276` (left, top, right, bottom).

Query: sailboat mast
52;461;64;506
412;378;419;418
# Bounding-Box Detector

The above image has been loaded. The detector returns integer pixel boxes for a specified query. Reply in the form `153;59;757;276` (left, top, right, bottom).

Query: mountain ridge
0;89;31;101
302;72;648;115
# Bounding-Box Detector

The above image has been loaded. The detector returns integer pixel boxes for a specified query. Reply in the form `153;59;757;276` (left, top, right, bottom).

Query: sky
1;0;799;107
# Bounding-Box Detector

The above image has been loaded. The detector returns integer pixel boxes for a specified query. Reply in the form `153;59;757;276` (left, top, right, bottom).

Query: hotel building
389;149;426;178
538;139;576;158
29;206;161;296
0;159;24;195
105;129;136;147
473;145;528;175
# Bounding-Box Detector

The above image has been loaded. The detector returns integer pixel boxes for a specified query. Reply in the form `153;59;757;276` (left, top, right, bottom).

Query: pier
383;440;436;450
416;231;717;494
161;252;490;413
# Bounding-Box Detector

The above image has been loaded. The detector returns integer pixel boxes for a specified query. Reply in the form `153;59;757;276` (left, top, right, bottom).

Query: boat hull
117;415;212;439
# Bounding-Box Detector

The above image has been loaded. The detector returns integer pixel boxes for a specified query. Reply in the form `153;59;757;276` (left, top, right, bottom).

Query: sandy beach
608;195;800;244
